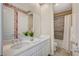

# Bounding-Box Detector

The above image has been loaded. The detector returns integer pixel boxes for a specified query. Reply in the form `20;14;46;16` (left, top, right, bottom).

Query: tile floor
54;47;71;56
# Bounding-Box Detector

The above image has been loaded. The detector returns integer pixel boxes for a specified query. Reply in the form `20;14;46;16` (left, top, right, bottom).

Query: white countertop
3;38;48;56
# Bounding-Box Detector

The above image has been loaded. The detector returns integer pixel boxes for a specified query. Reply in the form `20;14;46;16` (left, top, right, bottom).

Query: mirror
3;3;33;45
18;11;33;36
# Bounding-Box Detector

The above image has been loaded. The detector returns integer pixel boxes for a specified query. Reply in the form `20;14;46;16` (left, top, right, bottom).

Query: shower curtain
63;14;72;51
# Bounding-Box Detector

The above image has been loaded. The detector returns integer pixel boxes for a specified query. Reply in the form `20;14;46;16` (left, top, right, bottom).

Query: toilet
54;41;58;51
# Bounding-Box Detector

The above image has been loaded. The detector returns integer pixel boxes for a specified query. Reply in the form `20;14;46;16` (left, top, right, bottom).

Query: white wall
71;4;79;55
3;6;14;40
41;4;51;35
40;4;54;55
18;11;28;35
33;4;41;37
0;3;2;56
50;4;54;55
72;4;79;47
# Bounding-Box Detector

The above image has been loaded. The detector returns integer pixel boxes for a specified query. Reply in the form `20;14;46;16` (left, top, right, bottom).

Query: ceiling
11;3;72;14
11;3;41;14
11;3;35;12
54;3;72;13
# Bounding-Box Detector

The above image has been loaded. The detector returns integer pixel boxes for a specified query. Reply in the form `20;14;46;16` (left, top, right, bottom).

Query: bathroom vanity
3;36;50;56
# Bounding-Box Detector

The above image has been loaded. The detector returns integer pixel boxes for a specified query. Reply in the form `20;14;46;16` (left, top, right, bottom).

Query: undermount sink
10;38;40;49
11;41;31;49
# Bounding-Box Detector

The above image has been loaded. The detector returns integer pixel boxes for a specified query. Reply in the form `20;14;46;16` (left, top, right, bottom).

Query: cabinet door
18;49;32;56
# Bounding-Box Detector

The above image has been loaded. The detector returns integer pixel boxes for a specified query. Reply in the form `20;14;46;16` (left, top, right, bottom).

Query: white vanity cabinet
17;39;50;56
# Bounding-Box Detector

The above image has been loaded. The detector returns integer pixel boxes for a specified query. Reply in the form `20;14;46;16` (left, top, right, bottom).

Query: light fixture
55;3;59;6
